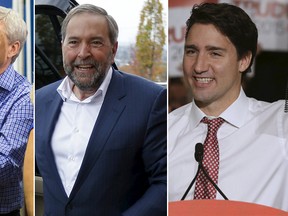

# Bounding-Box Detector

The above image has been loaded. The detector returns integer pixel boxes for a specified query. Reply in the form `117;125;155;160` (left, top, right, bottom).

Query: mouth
195;77;214;84
75;65;94;71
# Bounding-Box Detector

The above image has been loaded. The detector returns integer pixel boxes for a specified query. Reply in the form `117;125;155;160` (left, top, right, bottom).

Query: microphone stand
181;165;200;200
181;143;228;200
181;143;203;200
199;162;229;200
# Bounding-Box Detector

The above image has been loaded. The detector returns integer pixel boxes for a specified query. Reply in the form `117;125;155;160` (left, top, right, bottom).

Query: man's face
62;13;117;91
183;23;250;115
0;23;10;72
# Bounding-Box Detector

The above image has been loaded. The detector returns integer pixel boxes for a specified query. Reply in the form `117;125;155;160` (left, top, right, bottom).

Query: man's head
61;4;119;93
185;3;258;74
183;3;258;116
0;6;27;72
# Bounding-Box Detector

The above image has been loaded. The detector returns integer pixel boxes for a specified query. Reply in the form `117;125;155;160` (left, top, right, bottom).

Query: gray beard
64;58;110;91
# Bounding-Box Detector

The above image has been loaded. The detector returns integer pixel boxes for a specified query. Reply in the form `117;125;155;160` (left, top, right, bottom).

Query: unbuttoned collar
190;88;249;129
57;67;113;103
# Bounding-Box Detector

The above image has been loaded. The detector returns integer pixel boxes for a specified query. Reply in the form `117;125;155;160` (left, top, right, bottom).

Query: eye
185;49;196;57
69;40;76;44
210;50;223;57
210;51;222;57
91;40;104;48
67;40;78;46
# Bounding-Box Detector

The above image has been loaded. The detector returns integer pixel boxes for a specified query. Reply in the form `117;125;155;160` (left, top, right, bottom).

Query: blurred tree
135;0;166;81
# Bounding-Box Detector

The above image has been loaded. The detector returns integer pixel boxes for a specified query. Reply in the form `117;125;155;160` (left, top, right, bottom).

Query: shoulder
6;72;32;108
113;70;166;96
36;80;62;100
249;98;288;135
248;97;286;115
270;100;288;126
169;103;192;120
115;70;164;88
13;71;32;94
169;103;193;131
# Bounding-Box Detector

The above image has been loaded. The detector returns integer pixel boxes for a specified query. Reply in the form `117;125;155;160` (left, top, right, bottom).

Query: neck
72;85;97;101
196;89;241;117
0;63;11;75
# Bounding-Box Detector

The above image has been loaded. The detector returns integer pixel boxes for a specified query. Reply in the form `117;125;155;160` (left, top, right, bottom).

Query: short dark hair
185;3;258;73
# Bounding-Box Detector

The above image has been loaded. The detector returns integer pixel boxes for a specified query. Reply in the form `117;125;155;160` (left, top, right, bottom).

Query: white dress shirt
51;68;112;197
169;89;288;211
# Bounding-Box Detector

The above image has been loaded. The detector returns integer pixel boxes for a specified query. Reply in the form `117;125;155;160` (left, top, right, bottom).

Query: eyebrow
206;45;227;52
184;44;227;52
66;36;104;41
184;44;197;50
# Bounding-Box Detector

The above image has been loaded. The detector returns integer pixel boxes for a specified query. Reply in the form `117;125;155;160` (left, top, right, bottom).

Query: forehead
66;13;109;37
186;23;233;48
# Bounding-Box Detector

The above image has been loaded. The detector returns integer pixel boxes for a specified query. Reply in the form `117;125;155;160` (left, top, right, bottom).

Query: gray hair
0;6;27;64
61;4;118;44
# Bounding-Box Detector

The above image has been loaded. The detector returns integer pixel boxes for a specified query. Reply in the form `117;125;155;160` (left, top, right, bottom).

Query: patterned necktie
194;117;225;199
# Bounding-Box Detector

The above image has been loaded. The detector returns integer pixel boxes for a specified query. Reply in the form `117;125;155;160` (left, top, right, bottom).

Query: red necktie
194;117;225;199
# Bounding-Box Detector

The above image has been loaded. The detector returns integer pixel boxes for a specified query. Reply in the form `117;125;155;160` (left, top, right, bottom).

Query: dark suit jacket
35;69;167;216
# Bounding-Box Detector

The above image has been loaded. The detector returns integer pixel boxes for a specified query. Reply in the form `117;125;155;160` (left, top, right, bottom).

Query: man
169;2;288;211
0;6;33;216
35;4;167;216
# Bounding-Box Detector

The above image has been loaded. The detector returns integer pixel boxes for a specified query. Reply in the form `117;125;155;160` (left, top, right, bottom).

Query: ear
61;40;64;51
112;42;118;57
7;41;20;59
239;51;252;73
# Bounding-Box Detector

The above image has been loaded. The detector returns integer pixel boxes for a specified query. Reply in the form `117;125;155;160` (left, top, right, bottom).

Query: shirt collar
190;101;205;130
219;88;249;128
57;67;113;103
190;88;249;129
0;65;15;91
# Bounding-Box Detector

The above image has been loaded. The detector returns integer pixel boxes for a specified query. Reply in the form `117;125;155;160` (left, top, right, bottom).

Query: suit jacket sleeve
122;88;167;216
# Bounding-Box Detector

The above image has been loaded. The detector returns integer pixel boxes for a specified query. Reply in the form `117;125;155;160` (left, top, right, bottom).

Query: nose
194;54;208;74
77;43;91;59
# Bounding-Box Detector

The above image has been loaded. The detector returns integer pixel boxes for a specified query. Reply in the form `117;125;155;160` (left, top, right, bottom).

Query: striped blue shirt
0;65;33;214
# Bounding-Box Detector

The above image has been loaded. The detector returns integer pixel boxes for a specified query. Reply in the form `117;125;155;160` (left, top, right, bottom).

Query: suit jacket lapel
43;90;69;199
68;70;126;200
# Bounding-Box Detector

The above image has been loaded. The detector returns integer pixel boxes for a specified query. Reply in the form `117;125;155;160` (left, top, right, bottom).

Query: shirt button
68;155;75;161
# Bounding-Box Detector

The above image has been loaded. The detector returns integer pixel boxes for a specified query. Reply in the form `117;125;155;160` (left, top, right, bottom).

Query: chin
193;93;215;103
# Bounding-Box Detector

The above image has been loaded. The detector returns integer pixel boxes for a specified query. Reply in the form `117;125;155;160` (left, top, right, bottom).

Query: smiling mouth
76;65;94;70
195;77;214;84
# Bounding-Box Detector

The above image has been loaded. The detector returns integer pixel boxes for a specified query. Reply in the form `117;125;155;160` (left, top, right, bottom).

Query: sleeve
0;93;33;185
123;88;167;216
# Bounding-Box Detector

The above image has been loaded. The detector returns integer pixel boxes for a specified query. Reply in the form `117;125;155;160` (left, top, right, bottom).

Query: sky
77;0;168;45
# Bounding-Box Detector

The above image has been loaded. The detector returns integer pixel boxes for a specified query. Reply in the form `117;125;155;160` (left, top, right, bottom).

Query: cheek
62;49;77;63
182;57;194;77
217;61;239;79
91;50;114;65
